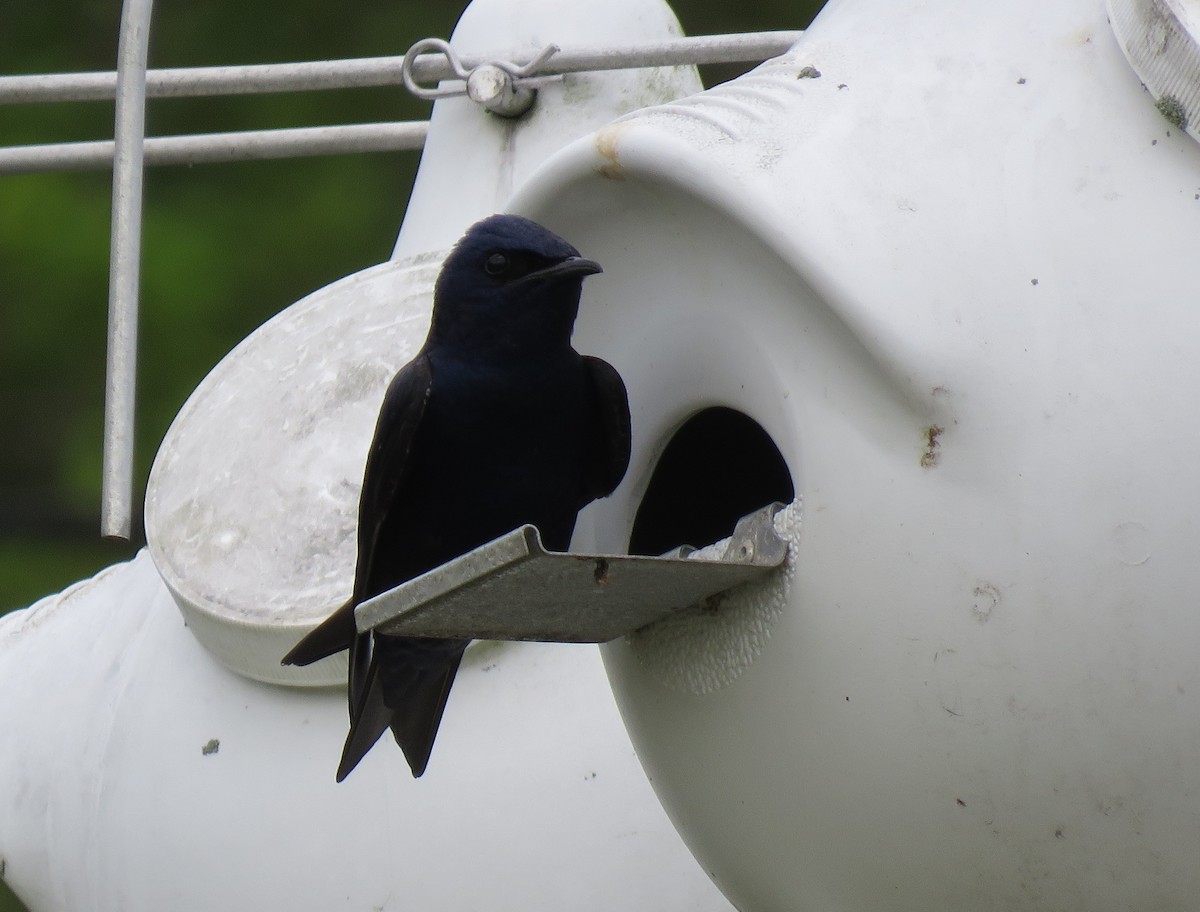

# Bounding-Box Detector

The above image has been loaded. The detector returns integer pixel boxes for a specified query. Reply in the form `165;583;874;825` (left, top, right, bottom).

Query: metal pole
102;0;154;541
0;32;805;105
0;122;429;174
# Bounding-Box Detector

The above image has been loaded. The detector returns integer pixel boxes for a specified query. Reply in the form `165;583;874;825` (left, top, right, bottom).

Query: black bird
283;214;631;781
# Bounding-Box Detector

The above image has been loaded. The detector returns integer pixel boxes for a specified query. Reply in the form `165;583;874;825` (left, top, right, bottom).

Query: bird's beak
519;256;603;283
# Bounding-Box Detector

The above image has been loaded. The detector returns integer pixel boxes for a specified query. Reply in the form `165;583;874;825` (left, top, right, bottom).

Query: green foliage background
0;1;820;909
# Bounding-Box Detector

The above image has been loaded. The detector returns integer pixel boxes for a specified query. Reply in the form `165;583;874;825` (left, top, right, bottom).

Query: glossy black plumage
283;214;631;780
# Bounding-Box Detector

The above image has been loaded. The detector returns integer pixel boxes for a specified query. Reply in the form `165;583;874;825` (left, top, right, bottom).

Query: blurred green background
0;0;820;909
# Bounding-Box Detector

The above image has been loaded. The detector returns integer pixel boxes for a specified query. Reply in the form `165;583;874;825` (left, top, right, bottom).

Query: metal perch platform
356;503;789;642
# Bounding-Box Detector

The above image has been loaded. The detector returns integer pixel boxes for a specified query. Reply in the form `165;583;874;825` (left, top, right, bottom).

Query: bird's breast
375;352;595;581
424;360;591;489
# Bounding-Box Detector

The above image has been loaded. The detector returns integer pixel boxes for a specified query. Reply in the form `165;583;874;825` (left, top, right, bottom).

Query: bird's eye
484;253;509;276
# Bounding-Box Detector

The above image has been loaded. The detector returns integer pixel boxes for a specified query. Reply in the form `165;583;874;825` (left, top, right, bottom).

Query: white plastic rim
144;255;443;686
1109;0;1200;142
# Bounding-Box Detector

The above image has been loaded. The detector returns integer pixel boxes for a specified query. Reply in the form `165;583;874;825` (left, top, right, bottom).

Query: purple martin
283;214;631;780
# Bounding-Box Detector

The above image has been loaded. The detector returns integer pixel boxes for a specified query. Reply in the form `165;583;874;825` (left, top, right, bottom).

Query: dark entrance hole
628;407;795;556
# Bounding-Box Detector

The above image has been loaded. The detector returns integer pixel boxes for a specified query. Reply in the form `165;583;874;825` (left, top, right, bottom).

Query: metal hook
400;39;560;118
400;38;471;100
491;43;561;80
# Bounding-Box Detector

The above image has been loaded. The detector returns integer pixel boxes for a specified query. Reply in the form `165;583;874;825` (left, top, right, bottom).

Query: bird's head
426;214;602;358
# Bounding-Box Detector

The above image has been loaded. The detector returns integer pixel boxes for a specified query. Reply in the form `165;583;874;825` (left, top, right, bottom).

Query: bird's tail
336;635;467;781
281;599;357;667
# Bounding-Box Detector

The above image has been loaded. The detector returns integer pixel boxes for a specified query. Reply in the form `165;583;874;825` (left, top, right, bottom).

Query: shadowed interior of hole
628;407;795;556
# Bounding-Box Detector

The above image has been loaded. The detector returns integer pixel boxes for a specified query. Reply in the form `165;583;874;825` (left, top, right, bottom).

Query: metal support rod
102;0;154;541
0;121;429;174
0;32;804;105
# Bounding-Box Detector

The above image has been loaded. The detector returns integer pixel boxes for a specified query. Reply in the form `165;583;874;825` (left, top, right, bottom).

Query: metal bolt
466;64;537;117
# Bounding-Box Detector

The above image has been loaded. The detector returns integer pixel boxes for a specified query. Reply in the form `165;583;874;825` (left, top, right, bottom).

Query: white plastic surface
511;0;1200;908
0;554;733;912
1109;0;1200;144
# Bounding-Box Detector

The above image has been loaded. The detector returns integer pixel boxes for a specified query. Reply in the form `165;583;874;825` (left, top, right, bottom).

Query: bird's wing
335;636;390;781
581;355;632;502
351;354;435;602
281;355;434;668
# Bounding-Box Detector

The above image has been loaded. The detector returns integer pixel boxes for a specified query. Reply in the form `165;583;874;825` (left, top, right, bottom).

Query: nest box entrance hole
629;407;794;557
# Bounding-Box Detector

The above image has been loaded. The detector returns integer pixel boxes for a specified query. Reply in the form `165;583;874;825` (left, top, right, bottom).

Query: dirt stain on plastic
921;425;944;468
595;125;627;181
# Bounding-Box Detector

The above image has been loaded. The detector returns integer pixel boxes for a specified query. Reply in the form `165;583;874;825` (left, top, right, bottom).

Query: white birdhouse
3;0;1200;909
508;0;1200;908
